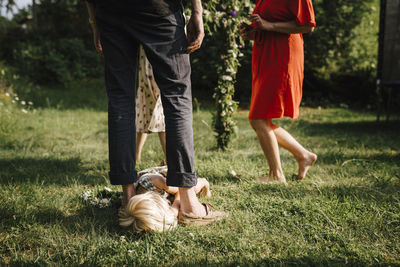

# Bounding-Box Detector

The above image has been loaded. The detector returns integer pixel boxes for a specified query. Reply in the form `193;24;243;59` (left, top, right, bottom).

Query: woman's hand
249;14;273;31
91;24;103;56
238;24;255;40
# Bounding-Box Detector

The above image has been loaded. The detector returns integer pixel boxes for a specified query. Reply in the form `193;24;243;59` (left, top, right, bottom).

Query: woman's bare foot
258;174;287;186
297;152;317;180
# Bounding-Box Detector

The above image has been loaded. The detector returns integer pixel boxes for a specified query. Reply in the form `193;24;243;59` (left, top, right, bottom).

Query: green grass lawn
1;79;399;266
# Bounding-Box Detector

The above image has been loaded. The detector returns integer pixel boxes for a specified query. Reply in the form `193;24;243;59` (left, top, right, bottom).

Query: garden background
0;0;399;265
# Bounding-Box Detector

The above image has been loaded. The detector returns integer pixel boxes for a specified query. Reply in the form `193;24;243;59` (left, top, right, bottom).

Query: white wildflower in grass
0;69;5;76
221;89;227;94
79;190;92;201
218;100;222;103
11;100;15;103
91;197;100;206
5;92;10;97
15;97;19;101
120;236;126;242
99;198;111;208
28;101;33;105
238;53;244;57
230;169;237;177
128;250;134;253
104;186;112;192
21;109;28;114
189;232;194;238
21;101;26;105
221;111;226;116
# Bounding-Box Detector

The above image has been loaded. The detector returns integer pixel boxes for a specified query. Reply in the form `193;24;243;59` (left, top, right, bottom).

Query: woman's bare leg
157;132;167;163
270;121;317;179
136;132;148;162
250;119;286;184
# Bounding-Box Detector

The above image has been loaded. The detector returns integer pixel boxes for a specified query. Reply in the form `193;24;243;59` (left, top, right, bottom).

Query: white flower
120;235;126;242
11;100;15;103
28;101;33;105
0;69;5;75
21;109;28;114
238;53;244;57
226;68;235;73
212;93;216;99
221;111;226;116
21;101;26;105
230;170;237;177
222;75;232;81
128;250;134;253
189;232;194;238
104;186;112;192
15;97;19;101
5;92;9;97
218;100;222;103
91;197;99;206
80;191;92;201
221;89;227;94
99;198;110;208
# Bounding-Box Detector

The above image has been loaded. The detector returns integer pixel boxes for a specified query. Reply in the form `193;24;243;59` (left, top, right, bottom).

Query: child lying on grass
119;166;214;232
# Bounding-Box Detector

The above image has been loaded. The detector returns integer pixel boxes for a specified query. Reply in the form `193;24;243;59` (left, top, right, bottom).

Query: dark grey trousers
96;9;197;187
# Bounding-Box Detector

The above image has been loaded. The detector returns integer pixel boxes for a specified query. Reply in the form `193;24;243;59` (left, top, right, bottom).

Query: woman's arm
250;14;314;34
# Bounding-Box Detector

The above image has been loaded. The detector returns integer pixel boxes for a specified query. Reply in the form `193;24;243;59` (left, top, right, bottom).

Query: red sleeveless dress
249;0;316;119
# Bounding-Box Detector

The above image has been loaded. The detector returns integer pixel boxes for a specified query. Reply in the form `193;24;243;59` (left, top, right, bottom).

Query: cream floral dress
136;45;165;133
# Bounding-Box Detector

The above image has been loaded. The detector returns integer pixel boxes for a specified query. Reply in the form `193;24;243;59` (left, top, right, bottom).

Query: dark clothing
86;0;182;16
96;8;197;187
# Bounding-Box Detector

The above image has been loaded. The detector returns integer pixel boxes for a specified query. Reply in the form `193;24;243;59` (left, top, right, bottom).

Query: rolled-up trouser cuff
109;171;137;185
166;172;197;187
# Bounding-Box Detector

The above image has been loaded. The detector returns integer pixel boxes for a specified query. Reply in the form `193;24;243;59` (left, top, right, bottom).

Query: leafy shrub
13;38;103;86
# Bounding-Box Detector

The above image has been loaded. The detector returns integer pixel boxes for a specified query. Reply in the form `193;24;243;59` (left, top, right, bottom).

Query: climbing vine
200;0;255;149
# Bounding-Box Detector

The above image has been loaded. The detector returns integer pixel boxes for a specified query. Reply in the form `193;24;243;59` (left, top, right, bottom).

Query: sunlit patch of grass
1;79;399;265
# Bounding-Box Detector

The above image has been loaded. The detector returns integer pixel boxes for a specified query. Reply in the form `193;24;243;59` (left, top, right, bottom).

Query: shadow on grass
299;120;400;139
171;257;373;266
0;157;108;186
251;178;400;203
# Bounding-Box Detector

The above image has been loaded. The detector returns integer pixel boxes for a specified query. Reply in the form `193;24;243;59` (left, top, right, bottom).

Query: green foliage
12;38;103;86
188;0;254;149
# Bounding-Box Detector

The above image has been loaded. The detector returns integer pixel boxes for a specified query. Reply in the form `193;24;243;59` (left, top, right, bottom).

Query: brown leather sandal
178;203;228;226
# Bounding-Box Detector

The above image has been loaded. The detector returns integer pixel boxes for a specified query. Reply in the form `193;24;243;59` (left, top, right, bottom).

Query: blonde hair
119;192;177;232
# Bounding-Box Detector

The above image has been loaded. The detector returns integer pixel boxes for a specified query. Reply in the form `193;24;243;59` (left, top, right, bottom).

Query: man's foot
121;184;135;208
297;152;317;180
179;187;208;217
257;175;287;186
178;203;227;226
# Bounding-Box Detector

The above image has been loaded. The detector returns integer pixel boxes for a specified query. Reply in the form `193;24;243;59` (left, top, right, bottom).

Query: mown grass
0;77;399;266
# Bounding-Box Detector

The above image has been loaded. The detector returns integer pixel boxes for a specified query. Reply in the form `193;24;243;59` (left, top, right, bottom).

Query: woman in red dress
239;0;317;184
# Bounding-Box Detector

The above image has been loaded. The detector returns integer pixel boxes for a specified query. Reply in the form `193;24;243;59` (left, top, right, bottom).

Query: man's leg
96;14;140;205
127;11;206;216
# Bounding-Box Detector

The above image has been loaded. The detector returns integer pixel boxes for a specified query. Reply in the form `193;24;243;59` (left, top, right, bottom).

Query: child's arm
194;178;211;198
149;174;179;195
